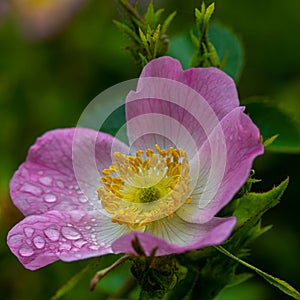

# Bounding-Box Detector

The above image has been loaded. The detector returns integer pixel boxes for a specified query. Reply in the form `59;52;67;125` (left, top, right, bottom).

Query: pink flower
7;57;263;270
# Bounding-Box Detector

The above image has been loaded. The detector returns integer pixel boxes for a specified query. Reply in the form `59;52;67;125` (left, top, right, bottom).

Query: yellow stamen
98;145;192;229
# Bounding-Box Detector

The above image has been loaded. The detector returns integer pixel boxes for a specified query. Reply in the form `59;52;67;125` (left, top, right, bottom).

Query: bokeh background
0;0;299;299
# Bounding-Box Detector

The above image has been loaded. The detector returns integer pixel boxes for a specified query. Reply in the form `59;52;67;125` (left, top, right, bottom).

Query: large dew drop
19;246;34;257
44;194;57;203
61;226;81;240
33;235;46;249
44;226;60;241
20;183;43;196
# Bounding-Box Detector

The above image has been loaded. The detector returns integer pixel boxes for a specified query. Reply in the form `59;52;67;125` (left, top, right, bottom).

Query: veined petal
10;128;128;216
126;57;239;152
7;210;129;270
111;215;236;256
139;56;239;118
177;107;264;224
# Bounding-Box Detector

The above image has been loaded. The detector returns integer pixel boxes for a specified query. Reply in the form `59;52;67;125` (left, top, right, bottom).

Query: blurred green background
0;0;299;299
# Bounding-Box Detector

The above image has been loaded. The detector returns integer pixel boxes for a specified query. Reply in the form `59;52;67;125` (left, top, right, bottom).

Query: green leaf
226;272;254;288
208;23;244;81
161;11;177;34
113;20;140;43
168;34;195;69
216;246;300;299
245;98;300;153
263;134;279;147
168;23;244;81
165;267;198;300
51;258;102;300
231;178;288;239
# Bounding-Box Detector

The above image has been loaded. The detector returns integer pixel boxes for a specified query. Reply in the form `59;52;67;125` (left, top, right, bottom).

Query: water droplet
73;239;88;248
44;194;57;203
24;227;35;238
89;245;99;250
33;235;45;249
100;242;105;247
85;225;91;230
20;183;43;196
38;176;53;186
56;180;65;189
59;243;72;251
79;195;88;203
9;234;23;246
44;226;60;241
91;234;96;240
68;185;74;190
61;226;81;240
71;212;85;223
19;246;34;257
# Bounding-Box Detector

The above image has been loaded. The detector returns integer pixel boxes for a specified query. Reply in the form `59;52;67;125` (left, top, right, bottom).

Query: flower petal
126;57;238;154
10;128;128;216
177;107;264;223
139;56;239;119
7;210;129;270
111;215;236;256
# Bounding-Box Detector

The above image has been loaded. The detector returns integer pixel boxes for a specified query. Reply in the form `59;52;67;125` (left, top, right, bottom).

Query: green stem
90;255;130;291
51;257;102;300
215;245;300;299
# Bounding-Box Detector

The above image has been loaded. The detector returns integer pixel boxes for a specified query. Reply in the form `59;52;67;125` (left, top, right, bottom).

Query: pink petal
177;107;264;224
126;57;239;153
140;56;239;119
112;216;236;256
10;128;128;216
7;210;129;270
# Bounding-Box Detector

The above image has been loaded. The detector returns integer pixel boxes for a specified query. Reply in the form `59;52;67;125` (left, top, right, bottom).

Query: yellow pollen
98;145;192;229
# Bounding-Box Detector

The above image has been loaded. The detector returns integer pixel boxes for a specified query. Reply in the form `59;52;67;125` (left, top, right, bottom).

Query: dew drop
91;234;96;240
89;245;99;250
100;242;105;247
73;239;88;248
56;180;65;189
19;246;34;257
20;183;43;196
61;226;81;240
24;227;35;238
44;194;57;203
85;225;91;230
38;176;53;186
59;243;72;251
79;195;88;203
44;226;60;241
68;185;74;190
9;234;23;246
33;235;46;249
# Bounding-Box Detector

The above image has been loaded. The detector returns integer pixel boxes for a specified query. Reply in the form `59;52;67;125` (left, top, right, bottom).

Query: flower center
138;187;161;203
97;144;192;230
